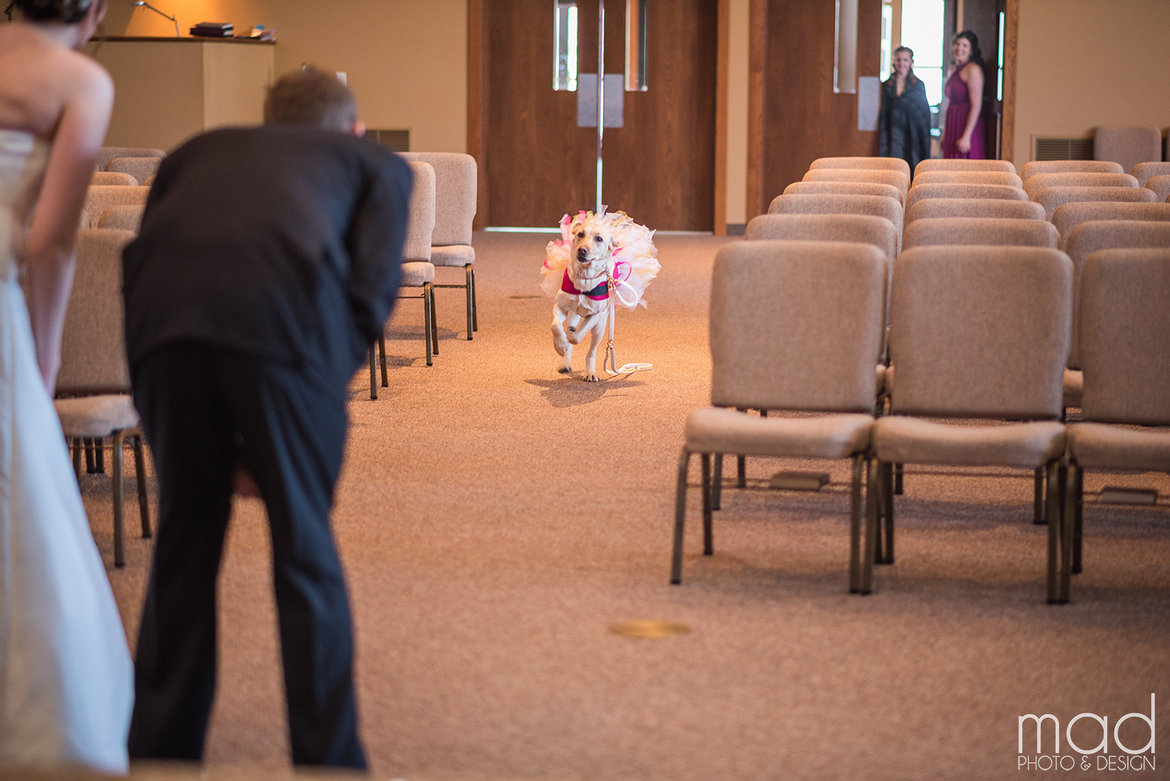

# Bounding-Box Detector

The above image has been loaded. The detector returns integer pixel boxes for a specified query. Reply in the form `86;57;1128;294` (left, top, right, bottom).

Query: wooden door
473;0;718;231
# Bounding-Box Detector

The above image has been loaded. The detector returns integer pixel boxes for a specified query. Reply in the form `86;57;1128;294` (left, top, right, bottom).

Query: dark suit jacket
122;125;411;384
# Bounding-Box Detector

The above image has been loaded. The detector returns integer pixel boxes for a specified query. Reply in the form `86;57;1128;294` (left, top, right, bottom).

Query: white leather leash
602;272;653;378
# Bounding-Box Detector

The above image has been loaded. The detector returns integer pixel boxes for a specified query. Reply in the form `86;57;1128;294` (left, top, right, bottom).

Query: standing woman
941;30;986;159
0;0;133;774
878;46;932;176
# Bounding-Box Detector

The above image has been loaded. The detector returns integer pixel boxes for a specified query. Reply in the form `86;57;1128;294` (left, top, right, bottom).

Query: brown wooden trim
713;0;730;236
746;0;766;219
467;0;487;230
1001;0;1018;162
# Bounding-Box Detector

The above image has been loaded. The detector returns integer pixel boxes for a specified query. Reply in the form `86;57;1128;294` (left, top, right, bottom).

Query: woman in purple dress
941;30;986;159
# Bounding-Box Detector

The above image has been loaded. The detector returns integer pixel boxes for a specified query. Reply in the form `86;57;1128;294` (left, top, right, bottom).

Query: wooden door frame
467;0;730;234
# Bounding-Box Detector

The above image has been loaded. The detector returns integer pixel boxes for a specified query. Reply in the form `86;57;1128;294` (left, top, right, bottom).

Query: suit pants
127;342;366;768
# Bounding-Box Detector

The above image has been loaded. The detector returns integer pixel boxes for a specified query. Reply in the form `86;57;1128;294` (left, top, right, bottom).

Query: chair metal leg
1033;466;1045;524
701;453;713;555
1072;461;1083;574
859;457;880;594
1045;460;1068;604
894;462;903;494
70;437;82;478
422;282;434;366
133;434;152;539
470;266;478;332
849;454;866;593
879;460;895;564
379;336;389;387
112;432;126;568
464;264;474;339
368;344;378;400
712;453;723;510
671;448;690;584
429;284;439;357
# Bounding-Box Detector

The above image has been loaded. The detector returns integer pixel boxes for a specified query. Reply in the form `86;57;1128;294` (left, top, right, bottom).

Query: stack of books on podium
189;21;233;37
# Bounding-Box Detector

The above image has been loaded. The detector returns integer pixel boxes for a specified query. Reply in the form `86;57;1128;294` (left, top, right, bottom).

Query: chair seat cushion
400;261;435;286
430;245;474;268
685;408;873;459
873;416;1065;468
1068;423;1170;472
55;394;140;438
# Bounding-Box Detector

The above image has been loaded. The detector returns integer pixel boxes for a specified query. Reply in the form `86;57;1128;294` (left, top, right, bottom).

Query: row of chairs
673;155;1169;603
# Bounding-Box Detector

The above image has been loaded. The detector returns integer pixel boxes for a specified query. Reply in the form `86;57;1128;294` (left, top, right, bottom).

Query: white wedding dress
0;129;132;773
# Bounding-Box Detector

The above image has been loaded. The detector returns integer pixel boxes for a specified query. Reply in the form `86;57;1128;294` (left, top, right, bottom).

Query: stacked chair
675;152;1170;603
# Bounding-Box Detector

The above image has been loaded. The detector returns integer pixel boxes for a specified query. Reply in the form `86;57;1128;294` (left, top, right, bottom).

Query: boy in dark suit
124;67;411;769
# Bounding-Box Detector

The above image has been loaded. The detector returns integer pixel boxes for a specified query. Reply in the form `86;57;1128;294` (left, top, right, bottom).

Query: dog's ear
570;213;589;236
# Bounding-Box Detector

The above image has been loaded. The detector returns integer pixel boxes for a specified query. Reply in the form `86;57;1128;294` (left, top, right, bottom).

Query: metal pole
595;0;605;212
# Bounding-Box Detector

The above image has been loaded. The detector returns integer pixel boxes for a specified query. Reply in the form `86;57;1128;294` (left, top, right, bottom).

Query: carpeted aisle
83;231;1168;781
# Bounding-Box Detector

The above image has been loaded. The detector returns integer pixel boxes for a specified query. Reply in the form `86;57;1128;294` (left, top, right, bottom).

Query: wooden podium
92;37;275;152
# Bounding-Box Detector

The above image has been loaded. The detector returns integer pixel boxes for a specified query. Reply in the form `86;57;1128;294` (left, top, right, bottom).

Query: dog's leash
602;272;653;378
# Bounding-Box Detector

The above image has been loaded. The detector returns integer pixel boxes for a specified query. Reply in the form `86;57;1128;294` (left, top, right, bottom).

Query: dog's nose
577;247;589;261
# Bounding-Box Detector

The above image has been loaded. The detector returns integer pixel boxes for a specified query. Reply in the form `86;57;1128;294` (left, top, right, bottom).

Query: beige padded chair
1062;220;1170;410
782;180;902;203
96;203;145;233
83;185;149;229
401;152;478;339
801;168;909;202
1093;125;1162;174
1145;175;1170;203
671;240;888;592
745;213;897;263
105;156;162;186
903;183;1027;214
768;193;903;252
865;246;1072;603
914;159;1016;176
905;197;1045;226
1024;172;1139;199
1064;248;1170;600
1020;159;1123;183
1030;185;1156;220
96;146;164;170
1050;201;1170;248
54;228;151;567
1130;161;1170;188
808;155;911;179
911;170;1023;189
91;171;136;186
901;217;1058;251
370;160;438;396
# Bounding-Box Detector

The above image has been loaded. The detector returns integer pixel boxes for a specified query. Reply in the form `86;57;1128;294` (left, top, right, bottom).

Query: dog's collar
561;270;608;300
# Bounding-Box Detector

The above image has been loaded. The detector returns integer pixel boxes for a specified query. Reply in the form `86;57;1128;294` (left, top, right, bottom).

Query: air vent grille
367;128;410;152
1032;136;1093;161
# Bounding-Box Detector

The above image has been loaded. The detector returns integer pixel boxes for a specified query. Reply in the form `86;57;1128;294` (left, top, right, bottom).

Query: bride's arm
24;56;113;393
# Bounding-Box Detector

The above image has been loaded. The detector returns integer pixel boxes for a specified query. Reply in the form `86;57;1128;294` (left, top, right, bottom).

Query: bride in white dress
0;0;133;773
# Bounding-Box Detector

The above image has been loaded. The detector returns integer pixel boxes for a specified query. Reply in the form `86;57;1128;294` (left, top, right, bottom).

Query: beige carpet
73;231;1170;780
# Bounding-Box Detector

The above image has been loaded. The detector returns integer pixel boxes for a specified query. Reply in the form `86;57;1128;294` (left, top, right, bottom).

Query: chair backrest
914;159;1016;176
708;240;887;412
887;246;1071;420
1130;161;1170;188
96;146;165;170
903;183;1027;214
1020;159;1123;182
1024;171;1138;198
901;217;1058;251
400;151;476;246
105;156;162;186
768;192;903;253
1093;125;1162;174
808;156;911;178
1030;185;1156;220
83;185;149;229
782;180;902;203
801;167;909;201
745;213;897;262
1146;175;1170;203
1063;220;1170;369
403;161;436;262
1050;201;1170;249
96;203;145;233
904;197;1045;225
57;228;136;394
912;170;1023;189
91;171;136;186
1079;248;1170;425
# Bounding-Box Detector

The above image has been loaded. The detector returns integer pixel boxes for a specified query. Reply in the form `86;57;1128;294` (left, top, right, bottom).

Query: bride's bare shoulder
0;27;111;134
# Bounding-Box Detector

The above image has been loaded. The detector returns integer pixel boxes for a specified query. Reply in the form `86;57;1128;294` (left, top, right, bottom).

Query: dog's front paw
582;372;602;382
557;366;572;374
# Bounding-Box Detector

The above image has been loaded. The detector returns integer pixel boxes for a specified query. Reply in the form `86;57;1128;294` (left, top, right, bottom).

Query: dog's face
569;214;615;278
